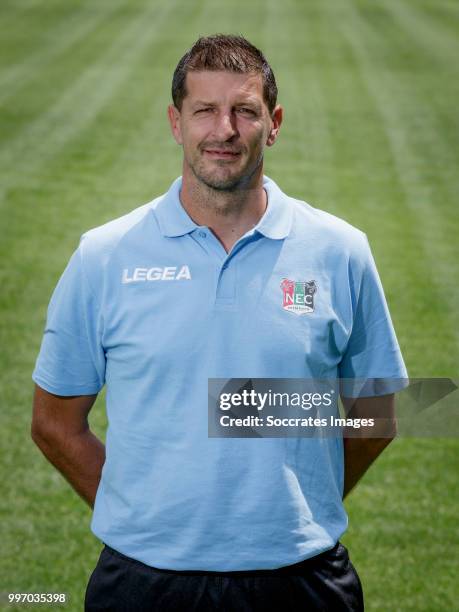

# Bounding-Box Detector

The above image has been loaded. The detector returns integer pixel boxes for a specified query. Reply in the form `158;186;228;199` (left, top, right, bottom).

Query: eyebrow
192;100;216;107
191;100;262;111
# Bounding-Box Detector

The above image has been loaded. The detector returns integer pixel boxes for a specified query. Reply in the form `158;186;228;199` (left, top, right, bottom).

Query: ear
266;104;283;147
167;104;183;145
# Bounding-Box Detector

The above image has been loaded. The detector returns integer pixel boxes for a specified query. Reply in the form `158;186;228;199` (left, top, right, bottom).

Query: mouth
203;149;242;160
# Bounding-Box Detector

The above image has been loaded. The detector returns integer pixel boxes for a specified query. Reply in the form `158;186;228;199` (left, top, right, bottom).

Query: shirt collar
153;177;198;237
152;175;293;240
256;175;293;239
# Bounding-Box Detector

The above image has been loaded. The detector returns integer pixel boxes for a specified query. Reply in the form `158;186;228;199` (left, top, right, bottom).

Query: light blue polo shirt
32;175;407;570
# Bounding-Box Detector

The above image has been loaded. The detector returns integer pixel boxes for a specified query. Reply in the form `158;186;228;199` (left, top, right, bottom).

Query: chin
193;167;244;192
194;162;258;192
203;176;243;192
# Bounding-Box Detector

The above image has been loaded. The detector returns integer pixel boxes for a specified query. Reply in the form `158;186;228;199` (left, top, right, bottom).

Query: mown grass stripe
381;0;459;198
338;0;459;362
383;0;459;65
262;0;338;207
0;0;126;104
313;1;440;370
0;0;47;37
0;0;180;213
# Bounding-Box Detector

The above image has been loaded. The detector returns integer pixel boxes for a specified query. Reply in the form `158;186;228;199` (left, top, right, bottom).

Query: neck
179;163;267;253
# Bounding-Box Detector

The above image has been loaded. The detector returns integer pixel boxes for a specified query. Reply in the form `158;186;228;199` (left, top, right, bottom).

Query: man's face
168;70;282;191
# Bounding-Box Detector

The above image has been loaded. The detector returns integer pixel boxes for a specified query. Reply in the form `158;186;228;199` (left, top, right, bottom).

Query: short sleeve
338;235;408;397
32;238;106;395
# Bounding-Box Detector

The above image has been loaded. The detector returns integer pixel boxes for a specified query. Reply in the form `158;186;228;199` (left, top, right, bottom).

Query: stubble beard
188;147;264;195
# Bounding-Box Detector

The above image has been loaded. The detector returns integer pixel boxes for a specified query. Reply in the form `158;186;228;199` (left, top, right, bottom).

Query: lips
203;148;242;158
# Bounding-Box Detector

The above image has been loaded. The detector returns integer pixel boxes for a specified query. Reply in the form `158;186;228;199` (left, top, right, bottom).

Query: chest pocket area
250;274;343;376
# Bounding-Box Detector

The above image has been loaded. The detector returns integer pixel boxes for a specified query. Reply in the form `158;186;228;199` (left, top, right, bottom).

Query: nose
213;111;238;140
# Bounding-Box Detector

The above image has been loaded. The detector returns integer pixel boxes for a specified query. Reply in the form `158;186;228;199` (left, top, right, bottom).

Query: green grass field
1;0;458;610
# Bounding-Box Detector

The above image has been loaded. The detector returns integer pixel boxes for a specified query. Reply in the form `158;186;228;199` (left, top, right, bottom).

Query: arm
31;384;105;509
341;393;397;499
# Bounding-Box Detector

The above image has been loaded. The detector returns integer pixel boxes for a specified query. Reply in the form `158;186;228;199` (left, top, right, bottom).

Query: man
31;34;407;611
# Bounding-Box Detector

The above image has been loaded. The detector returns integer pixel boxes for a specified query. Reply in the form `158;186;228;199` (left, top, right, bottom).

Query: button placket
214;233;261;307
216;260;236;301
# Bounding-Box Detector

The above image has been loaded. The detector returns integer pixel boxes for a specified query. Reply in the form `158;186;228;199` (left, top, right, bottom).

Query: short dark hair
171;34;278;115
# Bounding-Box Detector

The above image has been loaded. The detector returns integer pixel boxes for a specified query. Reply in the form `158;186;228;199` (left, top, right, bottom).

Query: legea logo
122;266;191;283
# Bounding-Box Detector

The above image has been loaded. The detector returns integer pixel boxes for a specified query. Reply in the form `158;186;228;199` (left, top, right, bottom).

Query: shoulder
289;195;366;245
77;197;161;263
71;194;165;296
287;195;371;264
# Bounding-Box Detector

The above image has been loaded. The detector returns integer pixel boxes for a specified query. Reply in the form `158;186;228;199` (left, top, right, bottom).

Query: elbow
30;419;49;447
385;417;398;441
372;415;398;444
30;421;66;461
30;414;58;449
369;426;397;454
376;433;396;451
358;419;398;455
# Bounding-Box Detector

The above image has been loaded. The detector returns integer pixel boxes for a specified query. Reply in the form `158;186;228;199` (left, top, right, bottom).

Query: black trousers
85;542;364;611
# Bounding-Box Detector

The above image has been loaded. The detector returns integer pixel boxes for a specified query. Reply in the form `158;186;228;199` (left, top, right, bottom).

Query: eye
195;108;213;114
237;107;256;115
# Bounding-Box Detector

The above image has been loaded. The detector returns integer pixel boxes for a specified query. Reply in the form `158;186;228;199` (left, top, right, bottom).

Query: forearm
32;428;105;509
342;436;393;499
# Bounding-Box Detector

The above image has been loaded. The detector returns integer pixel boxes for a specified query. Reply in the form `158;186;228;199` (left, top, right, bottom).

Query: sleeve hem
32;373;103;396
339;376;409;399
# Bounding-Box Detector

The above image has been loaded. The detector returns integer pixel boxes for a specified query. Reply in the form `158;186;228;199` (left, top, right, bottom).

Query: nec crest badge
280;279;317;315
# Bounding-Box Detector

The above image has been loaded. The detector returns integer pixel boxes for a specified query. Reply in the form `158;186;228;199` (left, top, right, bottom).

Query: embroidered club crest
280;279;317;315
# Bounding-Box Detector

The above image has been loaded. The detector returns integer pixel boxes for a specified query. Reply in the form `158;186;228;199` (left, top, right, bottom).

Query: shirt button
199;231;207;238
222;264;228;271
